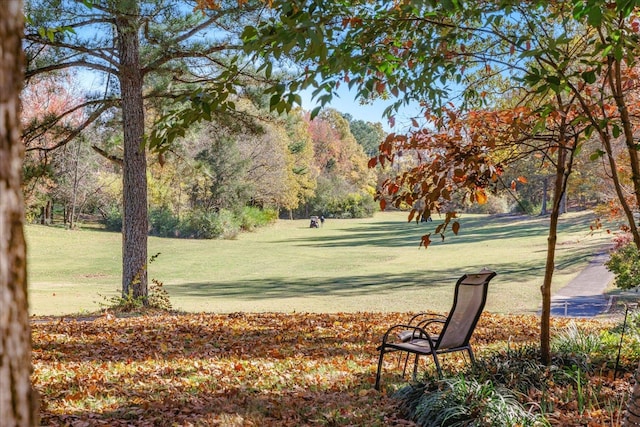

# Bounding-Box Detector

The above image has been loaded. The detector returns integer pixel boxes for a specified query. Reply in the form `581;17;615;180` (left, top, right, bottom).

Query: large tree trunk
604;47;640;427
0;1;40;424
626;364;640;426
117;2;148;300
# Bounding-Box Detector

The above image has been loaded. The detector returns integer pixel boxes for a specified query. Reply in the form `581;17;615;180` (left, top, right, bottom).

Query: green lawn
27;210;613;316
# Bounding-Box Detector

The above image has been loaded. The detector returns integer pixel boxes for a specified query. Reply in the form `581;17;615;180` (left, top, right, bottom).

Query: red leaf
452;221;460;235
380;199;387;210
420;234;432;249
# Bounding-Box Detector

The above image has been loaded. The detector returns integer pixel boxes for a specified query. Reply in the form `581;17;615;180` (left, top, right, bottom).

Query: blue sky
299;85;422;134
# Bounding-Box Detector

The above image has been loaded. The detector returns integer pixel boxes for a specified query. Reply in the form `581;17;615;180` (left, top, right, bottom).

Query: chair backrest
435;269;497;350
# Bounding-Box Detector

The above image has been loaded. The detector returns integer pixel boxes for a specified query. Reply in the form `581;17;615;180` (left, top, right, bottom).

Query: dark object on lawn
310;216;320;228
374;269;497;390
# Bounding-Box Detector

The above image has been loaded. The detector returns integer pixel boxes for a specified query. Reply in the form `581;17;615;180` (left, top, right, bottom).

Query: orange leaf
380;199;387;210
476;189;488;204
517;176;528;183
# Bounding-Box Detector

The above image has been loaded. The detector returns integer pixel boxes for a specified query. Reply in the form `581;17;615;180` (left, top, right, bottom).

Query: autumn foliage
32;312;628;426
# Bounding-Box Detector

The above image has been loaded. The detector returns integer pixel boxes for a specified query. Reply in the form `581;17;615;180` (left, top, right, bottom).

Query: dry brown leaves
31;312;624;426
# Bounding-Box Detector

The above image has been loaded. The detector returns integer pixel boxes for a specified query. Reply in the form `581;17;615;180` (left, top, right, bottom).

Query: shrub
470;345;555;394
178;209;240;239
149;207;180;237
464;194;511;214
551;322;602;360
605;242;640;290
324;191;377;218
239;206;278;231
510;199;540;215
103;207;123;231
147;277;172;311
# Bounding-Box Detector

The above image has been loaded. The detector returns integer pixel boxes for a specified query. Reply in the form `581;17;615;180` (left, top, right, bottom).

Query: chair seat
390;338;434;354
398;330;439;342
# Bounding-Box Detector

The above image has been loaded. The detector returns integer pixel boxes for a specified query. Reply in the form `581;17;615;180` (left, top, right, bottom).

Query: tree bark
540;176;548;215
0;1;40;424
116;1;148;300
540;97;576;365
626;361;640;425
540;150;567;364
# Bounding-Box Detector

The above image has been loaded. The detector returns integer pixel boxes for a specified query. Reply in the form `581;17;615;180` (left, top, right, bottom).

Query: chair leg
411;354;420;380
401;352;410;377
375;347;387;390
399;351;411;379
467;347;476;364
432;352;443;377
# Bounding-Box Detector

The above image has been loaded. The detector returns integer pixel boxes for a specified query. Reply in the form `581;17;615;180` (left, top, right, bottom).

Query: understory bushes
606;233;640;290
395;319;637;426
300;189;377;219
104;206;277;239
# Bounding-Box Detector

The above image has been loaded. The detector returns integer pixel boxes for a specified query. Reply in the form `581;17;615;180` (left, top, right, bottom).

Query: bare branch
92;145;123;166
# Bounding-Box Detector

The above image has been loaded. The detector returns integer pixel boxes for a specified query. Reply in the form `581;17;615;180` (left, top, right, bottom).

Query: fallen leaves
31;312;623;426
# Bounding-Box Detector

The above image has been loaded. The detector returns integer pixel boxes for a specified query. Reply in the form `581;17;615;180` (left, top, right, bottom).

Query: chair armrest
396;318;446;342
407;311;446;325
379;324;432;348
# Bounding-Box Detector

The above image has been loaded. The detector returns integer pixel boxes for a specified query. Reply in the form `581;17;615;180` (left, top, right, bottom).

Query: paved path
550;251;614;317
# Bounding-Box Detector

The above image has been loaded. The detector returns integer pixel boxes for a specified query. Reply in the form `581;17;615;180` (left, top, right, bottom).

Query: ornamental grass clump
395;376;548;427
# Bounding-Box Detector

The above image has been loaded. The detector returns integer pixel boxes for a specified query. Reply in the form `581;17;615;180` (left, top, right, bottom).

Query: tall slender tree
0;0;39;424
24;0;267;299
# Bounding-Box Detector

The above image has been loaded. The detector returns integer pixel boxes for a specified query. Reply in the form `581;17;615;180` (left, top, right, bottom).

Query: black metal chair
374;269;497;390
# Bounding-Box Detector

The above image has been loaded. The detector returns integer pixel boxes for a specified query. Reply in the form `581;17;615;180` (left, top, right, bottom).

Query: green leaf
310;106;322;119
585;124;594;138
587;6;602;27
581;70;597;84
546;75;561;86
613;44;623;61
264;61;273;79
613;124;621;138
574;143;582;157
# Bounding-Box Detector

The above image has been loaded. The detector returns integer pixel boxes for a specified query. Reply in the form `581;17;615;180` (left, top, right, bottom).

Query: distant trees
296;109;376;218
344;114;386;157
